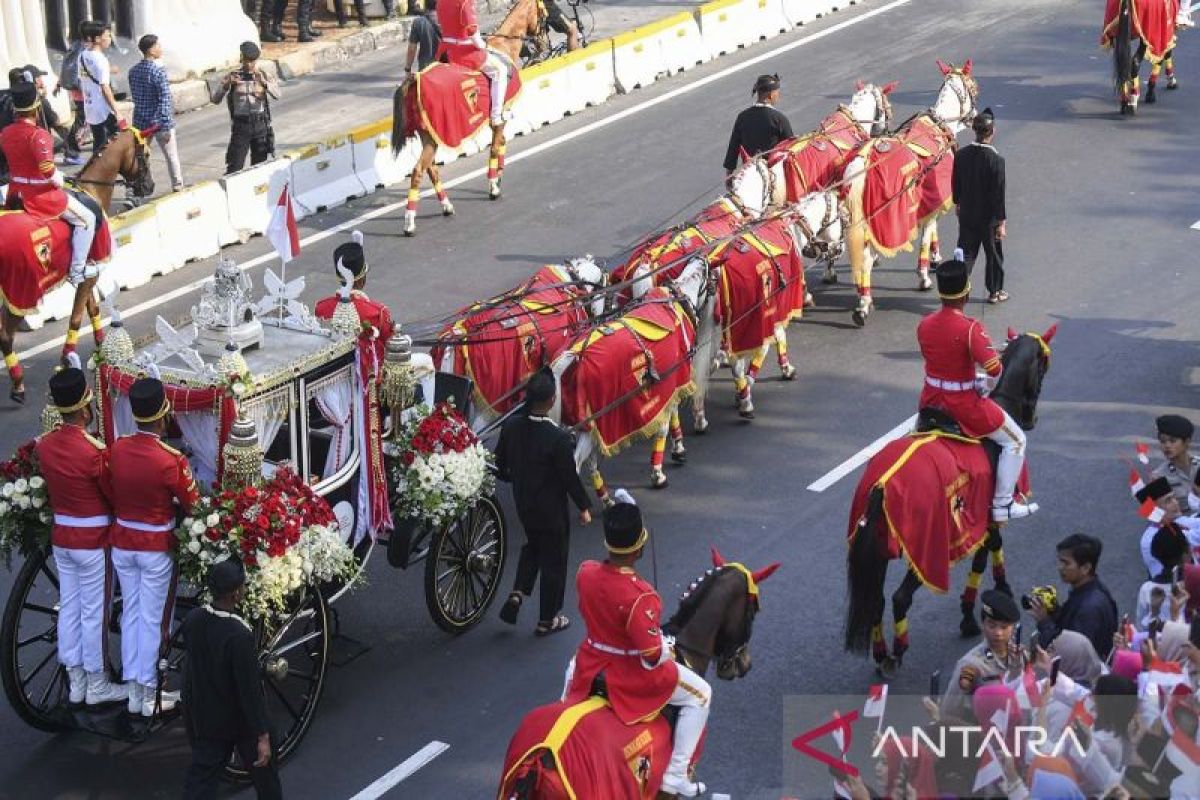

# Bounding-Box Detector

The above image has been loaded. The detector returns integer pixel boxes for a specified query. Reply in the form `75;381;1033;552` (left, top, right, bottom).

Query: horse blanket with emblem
0;208;112;316
773;107;869;201
897;115;956;224
561;288;696;456
1102;0;1179;63
844;137;920;258
404;62;521;148
431;264;591;417
710;218;805;358
847;432;1031;593
498;697;671;800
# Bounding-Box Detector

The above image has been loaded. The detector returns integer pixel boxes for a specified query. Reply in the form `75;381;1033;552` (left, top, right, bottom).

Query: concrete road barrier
104;204;164;290
221;158;296;241
561;40;616;112
782;0;831;24
152;181;238;269
744;0;793;41
612;25;666;93
289;136;370;214
350;119;418;189
696;0;753;57
510;58;572;131
655;12;710;76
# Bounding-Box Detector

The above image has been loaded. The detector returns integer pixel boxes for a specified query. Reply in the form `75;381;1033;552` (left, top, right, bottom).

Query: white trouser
986;408;1027;507
665;661;711;779
111;549;176;686
52;546;110;673
480;51;509;125
154;129;184;191
60;193;98;271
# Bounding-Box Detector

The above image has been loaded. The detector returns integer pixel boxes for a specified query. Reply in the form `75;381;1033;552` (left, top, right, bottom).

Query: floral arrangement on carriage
390;401;495;529
0;441;51;568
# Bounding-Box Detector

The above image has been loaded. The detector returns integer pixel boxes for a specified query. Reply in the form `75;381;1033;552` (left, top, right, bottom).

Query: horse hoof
822;271;838;285
441;203;455;217
10;388;25;405
852;309;866;328
738;408;755;420
803;292;815;309
693;420;708;435
650;473;668;489
876;656;900;681
917;276;932;292
403;228;415;238
994;581;1013;598
780;365;797;381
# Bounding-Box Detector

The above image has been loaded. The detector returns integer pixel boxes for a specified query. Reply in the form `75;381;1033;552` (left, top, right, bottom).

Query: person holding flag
1136;476;1200;579
1152;415;1199;508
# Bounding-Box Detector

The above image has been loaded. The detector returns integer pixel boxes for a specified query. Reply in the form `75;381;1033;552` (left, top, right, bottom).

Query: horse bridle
789;191;841;244
674;599;757;676
936;72;979;126
71;133;154;196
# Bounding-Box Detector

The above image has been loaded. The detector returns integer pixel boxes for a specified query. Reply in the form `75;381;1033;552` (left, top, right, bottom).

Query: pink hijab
972;683;1022;751
1111;649;1143;682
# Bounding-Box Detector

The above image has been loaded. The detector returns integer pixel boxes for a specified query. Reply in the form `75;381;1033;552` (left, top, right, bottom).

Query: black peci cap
207;558;246;597
1135;476;1173;504
48;368;92;413
604;502;647;554
130;377;170;423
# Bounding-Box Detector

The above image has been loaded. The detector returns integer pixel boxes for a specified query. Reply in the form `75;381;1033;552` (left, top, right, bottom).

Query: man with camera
1028;533;1119;660
211;42;280;175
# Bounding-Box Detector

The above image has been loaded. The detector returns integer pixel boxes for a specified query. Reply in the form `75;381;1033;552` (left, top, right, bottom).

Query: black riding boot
336;0;369;26
259;0;283;41
297;0;322;41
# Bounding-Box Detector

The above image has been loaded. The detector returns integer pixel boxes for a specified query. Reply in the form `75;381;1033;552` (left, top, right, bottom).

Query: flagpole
279;184;288;324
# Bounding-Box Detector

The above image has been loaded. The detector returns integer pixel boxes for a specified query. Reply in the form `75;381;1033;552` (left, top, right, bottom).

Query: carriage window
239;386;296;479
305;366;358;486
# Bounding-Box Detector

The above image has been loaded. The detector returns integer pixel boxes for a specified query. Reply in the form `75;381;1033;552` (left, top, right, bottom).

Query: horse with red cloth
1102;0;1185;114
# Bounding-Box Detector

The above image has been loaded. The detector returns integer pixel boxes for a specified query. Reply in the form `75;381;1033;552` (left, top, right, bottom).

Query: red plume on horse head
1007;326;1018;342
710;546;781;584
936;59;953;76
881;80;900;95
1041;323;1058;344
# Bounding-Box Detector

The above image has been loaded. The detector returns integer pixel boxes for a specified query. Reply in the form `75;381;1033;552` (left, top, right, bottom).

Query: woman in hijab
1050;631;1106;688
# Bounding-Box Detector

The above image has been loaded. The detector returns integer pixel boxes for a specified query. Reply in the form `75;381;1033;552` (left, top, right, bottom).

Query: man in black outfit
1029;533;1120;661
722;73;794;176
495;368;592;636
951;107;1008;304
182;559;282;800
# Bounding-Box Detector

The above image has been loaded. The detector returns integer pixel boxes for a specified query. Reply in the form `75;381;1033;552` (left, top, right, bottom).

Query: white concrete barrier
289;136;369;215
612;26;665;93
509;59;572;131
696;0;752;57
221;157;295;241
132;0;256;82
744;0;793;41
781;0;824;25
152;181;238;268
654;12;709;76
104;203;165;290
349;119;418;189
560;40;616;113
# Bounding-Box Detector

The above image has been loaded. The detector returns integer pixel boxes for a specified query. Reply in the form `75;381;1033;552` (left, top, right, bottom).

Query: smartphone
1049;656;1062;686
1014;621;1023;647
929;669;942;698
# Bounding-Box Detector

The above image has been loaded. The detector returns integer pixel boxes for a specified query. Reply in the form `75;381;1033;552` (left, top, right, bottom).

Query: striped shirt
128;58;175;130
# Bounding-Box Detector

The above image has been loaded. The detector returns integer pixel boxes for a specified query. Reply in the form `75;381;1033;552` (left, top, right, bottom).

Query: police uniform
110;378;199;716
917;257;1035;521
437;0;508;125
35;368;127;706
314;231;396;370
0;76;98;282
211;42;279;175
562;501;711;797
951;108;1007;299
722;74;794;172
939;590;1025;724
1151;414;1199;510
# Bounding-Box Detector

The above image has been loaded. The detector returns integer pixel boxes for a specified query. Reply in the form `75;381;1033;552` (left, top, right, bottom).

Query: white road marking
347;740;450;800
805;414;916;492
1190;218;1200;230
17;0;912;363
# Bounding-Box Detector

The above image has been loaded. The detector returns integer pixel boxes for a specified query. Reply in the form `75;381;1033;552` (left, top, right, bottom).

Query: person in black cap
181;558;282;800
211;41;280;174
314;230;396;365
722;73;794;175
939;588;1025;724
1152;414;1199;509
1137;475;1200;579
495;367;591;634
951;106;1008;303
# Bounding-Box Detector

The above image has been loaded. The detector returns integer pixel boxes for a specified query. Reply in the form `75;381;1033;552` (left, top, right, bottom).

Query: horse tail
391;83;409;158
844;485;888;653
1114;0;1133;94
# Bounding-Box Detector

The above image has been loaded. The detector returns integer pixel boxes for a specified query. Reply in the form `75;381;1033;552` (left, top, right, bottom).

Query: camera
1021;585;1058;613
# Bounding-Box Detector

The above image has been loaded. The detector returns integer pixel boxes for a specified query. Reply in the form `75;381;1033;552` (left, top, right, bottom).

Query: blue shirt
128;59;174;130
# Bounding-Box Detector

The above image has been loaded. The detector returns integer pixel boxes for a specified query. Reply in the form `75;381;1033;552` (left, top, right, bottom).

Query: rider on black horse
917;254;1037;522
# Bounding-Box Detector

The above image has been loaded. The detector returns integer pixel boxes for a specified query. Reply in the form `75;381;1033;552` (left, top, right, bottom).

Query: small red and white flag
1066;698;1095;729
830;711;853;799
265;184;300;265
1008;665;1044;712
1130;469;1146;497
862;684;888;719
1136;442;1151;465
972;708;1009;792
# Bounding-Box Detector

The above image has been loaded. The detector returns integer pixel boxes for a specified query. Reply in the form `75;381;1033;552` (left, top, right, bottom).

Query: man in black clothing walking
951;107;1008;304
723;73;793;176
495;368;592;636
182;559;282;800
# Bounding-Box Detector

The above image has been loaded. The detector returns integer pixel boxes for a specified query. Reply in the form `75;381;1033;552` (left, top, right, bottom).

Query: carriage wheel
225;587;330;781
1;547;71;732
424;495;507;633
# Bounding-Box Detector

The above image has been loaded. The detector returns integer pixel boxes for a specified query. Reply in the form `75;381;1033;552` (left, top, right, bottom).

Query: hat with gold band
604;501;647;554
130;377;170;423
48;368;92;413
936;250;970;300
9;77;40;113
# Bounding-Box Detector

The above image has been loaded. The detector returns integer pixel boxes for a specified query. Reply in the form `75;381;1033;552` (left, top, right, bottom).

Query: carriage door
239;384;297;481
301;365;360;545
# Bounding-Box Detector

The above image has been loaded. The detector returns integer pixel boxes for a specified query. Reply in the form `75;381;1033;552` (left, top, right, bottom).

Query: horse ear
962;59;973;76
881;80;899;95
751;562;781;583
855;79;865;91
1042;323;1058;344
936;59;952;76
710;546;726;568
1007;326;1018;341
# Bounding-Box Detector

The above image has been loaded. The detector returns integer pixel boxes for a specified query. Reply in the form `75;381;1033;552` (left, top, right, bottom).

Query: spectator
723;74;793;175
494;367;592;635
952;107;1007;303
181;559;282;800
1135;526;1189;630
57;30;89;164
1152;414;1199;509
544;0;581;52
404;0;441;76
0;66;79;167
1137;476;1200;578
128;35;184;192
1049;630;1105;689
939;589;1025;725
211;42;279;175
78;20;122;156
1030;533;1119;660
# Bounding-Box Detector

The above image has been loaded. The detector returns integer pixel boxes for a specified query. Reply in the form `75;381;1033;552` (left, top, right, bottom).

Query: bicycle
521;0;594;66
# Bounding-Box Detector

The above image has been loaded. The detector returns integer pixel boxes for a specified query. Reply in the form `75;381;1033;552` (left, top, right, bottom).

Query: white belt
925;376;975;392
53;513;113;527
586;638;642;657
441;36;475;45
10;176;52;185
115;518;174;532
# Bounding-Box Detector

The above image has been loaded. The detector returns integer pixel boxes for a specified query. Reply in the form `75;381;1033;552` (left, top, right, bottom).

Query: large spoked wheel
225;586;330;782
424;495;507;633
1;547;71;732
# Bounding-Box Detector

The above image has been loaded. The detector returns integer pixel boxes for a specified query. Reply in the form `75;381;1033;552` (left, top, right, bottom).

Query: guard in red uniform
0;74;98;285
35;365;127;706
436;0;509;126
315;230;395;370
562;496;712;797
110;378;199;717
916;253;1036;521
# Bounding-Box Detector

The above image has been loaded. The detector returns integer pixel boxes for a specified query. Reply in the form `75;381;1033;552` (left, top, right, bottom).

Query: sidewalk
86;0;701;195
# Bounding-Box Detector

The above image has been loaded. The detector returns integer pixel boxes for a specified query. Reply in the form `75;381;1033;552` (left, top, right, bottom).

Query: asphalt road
3;0;1200;797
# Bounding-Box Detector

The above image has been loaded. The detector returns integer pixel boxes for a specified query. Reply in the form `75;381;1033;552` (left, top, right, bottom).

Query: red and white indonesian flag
1136;442;1151;465
266;184;300;265
1130;470;1167;522
830;711;853;799
972;707;1009;792
1007;666;1044;712
862;684;888;719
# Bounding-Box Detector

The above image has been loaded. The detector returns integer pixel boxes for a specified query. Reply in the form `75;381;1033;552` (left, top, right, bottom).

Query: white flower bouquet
391;402;494;529
0;441;51;568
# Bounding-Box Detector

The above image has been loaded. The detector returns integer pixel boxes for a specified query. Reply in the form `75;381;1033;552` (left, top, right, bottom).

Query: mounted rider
0;72;99;288
437;0;510;127
562;496;712;797
314;230;396;370
917;254;1037;522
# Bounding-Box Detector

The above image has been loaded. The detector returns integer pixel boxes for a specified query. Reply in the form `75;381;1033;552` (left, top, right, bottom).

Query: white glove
612;488;638;506
49;170;65;189
974;373;997;396
470;31;487;50
83;262;99;280
67;264;85;287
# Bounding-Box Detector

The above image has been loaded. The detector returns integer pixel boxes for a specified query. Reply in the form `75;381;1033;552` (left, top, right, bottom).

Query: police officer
951;107;1008;303
939;589;1024;725
211;42;280;174
1151;414;1199;509
314;230;395;367
722;73;794;175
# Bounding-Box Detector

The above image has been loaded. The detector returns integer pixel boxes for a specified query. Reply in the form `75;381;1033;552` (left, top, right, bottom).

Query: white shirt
79;48;113;125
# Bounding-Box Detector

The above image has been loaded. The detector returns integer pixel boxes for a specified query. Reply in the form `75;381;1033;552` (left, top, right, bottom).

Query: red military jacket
565;560;679;725
436;0;487;70
35;424;113;550
0;119;69;219
109;432;199;552
315;291;395;373
916;307;1005;437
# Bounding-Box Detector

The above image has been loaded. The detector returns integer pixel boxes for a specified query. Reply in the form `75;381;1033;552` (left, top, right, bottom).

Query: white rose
2;483;13;498
31;496;44;508
14;479;28;493
187;540;201;554
206;513;220;527
191;520;207;536
29;476;44;490
0;501;9;515
16;496;30;510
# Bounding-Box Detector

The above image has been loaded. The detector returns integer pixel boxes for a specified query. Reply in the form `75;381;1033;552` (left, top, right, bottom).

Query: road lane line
17;0;912;363
347;740;450;800
805;414;916;492
1191;218;1200;230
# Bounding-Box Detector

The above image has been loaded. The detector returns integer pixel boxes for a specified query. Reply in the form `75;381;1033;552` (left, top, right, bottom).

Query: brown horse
0;127;154;402
391;0;543;236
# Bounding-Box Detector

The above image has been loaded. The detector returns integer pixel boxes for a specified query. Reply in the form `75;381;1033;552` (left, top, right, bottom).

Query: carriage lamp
382;330;416;426
222;415;264;491
264;656;289;682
